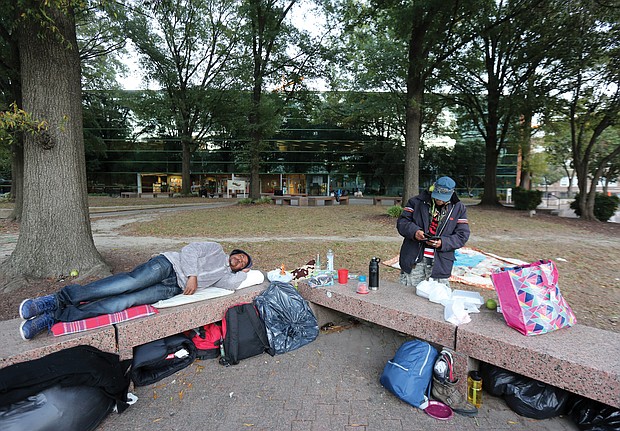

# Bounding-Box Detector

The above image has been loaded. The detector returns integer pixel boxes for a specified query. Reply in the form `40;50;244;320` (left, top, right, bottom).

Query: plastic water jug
326;249;334;272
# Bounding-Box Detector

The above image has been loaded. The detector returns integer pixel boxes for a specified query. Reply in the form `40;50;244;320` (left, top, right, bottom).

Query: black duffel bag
131;333;197;386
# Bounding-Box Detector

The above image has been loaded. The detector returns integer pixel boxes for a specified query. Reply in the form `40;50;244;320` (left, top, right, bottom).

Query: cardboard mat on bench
383;247;527;290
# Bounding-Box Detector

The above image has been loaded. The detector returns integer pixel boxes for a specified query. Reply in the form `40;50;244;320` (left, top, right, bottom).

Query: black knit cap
229;249;253;270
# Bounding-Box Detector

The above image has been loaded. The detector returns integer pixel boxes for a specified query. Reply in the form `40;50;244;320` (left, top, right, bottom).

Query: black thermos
369;257;380;290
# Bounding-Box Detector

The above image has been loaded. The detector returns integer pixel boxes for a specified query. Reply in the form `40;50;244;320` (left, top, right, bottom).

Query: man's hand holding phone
424;233;441;248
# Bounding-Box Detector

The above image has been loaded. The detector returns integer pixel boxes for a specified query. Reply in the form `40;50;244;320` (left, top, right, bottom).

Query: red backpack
187;321;223;360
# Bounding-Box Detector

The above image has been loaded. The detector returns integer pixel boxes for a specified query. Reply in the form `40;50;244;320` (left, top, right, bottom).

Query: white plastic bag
415;280;433;299
443;299;472;325
427;281;452;304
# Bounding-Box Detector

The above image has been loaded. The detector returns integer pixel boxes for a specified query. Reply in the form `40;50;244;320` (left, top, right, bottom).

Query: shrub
238;197;273;205
255;197;273;205
570;193;620;222
387;205;403;218
513;187;543;210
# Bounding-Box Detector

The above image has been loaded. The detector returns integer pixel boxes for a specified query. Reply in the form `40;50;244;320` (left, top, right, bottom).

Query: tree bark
403;88;422;202
402;18;429;203
182;138;192;195
4;6;109;279
518;113;533;190
480;63;502;206
9;139;23;221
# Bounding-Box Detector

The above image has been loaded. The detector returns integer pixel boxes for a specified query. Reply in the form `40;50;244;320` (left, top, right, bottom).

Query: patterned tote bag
490;260;577;336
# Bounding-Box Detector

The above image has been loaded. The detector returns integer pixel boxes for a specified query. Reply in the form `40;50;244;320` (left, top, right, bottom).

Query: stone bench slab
456;309;620;409
0;282;269;367
0;320;117;368
298;279;456;348
116;282;269;359
308;197;335;206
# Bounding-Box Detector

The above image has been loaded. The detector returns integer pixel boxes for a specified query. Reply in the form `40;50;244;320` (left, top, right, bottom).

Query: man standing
396;177;476;417
397;176;470;287
19;242;253;340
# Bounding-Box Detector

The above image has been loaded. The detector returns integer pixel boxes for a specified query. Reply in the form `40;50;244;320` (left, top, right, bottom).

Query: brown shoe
431;376;478;417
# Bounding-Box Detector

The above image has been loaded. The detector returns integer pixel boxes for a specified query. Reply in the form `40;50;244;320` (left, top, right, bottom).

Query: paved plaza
98;322;578;431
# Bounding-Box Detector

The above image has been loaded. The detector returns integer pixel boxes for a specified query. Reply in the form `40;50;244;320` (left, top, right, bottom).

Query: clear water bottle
326;249;334;272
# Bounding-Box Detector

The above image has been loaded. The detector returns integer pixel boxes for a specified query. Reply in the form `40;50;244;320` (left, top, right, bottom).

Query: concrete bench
0;282;269;367
270;196;309;206
116;283;268;359
0;321;117;368
120;192;173;198
298;279;620;409
337;196;349;205
372;196;402;206
457;308;620;409
297;279;456;351
308;196;336;206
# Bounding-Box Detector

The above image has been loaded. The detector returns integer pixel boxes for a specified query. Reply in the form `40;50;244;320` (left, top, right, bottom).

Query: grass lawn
1;197;618;331
111;200;620;332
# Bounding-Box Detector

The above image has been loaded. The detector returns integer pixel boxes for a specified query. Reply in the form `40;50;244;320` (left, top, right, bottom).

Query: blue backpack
379;339;438;409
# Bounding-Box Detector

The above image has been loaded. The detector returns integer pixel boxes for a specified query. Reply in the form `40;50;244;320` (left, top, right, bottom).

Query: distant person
397;176;470;287
18;242;253;340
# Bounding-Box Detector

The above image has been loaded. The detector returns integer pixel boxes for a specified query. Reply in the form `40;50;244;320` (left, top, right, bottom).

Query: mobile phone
424;234;440;241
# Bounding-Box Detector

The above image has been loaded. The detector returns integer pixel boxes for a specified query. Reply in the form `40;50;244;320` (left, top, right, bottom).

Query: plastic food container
451;290;484;306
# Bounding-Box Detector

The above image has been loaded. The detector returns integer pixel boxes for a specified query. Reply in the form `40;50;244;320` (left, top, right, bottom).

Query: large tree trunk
4;6;108;280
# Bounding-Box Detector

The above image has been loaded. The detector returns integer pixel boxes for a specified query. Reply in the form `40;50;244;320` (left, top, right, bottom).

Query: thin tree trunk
518;113;532;190
402;20;427;203
403;90;422;202
9;139;23;221
4;6;108;280
182;138;191;195
480;73;501;206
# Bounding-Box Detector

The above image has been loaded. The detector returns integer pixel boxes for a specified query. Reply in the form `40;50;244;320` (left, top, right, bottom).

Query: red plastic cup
337;268;349;284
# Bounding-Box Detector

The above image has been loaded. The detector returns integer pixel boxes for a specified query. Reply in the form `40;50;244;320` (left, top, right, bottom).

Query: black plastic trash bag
481;362;527;397
0;385;114;431
504;378;571;419
254;281;319;354
480;362;571;419
568;397;620;431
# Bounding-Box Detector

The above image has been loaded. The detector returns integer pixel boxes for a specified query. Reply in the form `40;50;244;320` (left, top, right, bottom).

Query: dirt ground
0;205;618;333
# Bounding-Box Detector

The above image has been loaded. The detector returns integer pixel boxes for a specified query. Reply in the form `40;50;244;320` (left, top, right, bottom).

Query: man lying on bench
18;242;253;340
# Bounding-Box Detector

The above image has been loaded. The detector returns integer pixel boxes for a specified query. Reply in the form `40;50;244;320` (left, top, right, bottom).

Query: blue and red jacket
396;190;470;279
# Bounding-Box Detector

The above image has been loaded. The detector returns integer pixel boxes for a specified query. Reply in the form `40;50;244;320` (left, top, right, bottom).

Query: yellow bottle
467;371;482;408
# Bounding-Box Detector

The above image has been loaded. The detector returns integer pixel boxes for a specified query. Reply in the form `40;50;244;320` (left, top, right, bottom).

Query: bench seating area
308;196;335;206
3;276;618;410
270;195;349;206
270;195;309;206
120;192;174;198
372;196;402;206
297;279;620;409
0;282;269;367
